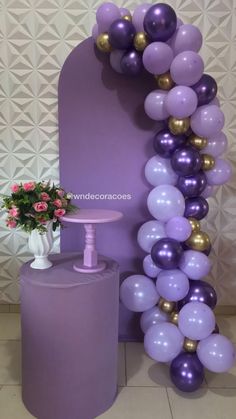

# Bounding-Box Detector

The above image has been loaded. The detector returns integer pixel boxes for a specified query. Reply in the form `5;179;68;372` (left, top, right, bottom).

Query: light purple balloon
178;302;215;340
177;18;183;28
165;216;192;241
143;254;162;278
179;250;212;280
170;24;203;55
209;96;220;106
144;90;169;121
96;2;121;32
137;220;166;253
145;155;178;186
147;185;185;222
110;49;125;73
201;184;216;199
170;51;204;86
206;158;232;185
92;24;99;41
144;322;184;362
197;334;236;373
120;7;131;18
165;86;198;118
120;275;159;312
132;3;151;32
156;269;190;302
140;306;169;333
143;42;174;75
203;132;228;158
191;105;225;138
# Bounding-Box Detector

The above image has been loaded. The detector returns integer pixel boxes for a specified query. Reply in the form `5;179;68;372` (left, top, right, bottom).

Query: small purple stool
20;253;120;419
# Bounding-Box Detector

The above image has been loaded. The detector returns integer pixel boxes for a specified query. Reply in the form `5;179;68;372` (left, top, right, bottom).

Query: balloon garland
92;2;235;392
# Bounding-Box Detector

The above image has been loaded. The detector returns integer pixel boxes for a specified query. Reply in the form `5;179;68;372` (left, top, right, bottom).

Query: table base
73;257;106;273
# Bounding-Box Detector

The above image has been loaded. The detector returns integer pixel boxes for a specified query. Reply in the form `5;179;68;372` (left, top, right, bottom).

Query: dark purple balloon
120;50;143;76
171;146;202;176
192;74;218;106
178;279;217;310
170;353;204;392
109;19;136;49
184;196;209;220
143;3;177;42
153;129;186;158
177;171;207;197
151;238;183;270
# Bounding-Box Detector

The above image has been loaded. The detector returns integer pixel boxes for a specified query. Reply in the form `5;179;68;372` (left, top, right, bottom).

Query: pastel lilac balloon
144;323;184;362
177;171;207;198
132;3;151;32
140;306;169;333
147;185;185;222
137;220;166;253
191;105;225;138
143;254;162;278
153;129;186;158
144;90;169;121
120;7;131;18
120;275;159;312
178;279;217;310
165;86;198;118
178;302;215;340
145;155;177;186
143;3;177;42
156;269;190;301
170;353;204;393
170;24;203;55
143;42;174;75
110;50;125;73
206;158;232;185
171;146;202;176
151;238;183;270
121;50;142;76
96;2;121;32
203;132;228;158
192;74;217;106
184;196;209;220
92;24;99;41
179;250;212;280
170;51;204;86
166;216;192;241
109;19;136;50
197;334;236;373
201;184;216;199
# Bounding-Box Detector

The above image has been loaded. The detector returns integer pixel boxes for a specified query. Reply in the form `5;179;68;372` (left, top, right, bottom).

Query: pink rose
53;199;62;208
23;182;36;192
9;207;20;218
11;183;19;193
6;219;17;228
56;189;65;198
33;202;48;212
40;192;50;201
54;208;66;218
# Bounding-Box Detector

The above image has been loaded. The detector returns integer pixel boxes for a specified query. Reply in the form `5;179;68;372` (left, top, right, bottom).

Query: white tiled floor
0;314;236;419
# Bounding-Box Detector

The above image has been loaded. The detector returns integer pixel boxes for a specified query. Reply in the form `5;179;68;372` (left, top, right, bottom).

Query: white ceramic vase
28;221;53;269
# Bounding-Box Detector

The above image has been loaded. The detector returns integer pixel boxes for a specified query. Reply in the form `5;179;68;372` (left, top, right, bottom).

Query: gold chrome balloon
134;32;149;51
201;154;215;171
170;311;179;325
188;134;207;150
185;231;211;252
158;298;175;314
122;14;132;21
188;217;201;233
168;117;190;135
96;33;112;53
183;338;198;353
156;72;174;91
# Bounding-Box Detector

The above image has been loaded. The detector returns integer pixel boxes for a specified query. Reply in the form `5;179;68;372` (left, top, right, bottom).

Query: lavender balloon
96;2;121;32
191;105;225;138
178;279;217;310
178;301;215;340
143;254;162;278
156;269;190;302
110;50;125;74
170;51;204;86
143;3;177;42
121;50;142;76
120;7;131;18
170;353;204;392
92;24;99;41
143;42;174;75
165;86;198;118
120;275;159;312
184;196;209;220
137;220;166;253
132;3;151;32
203;132;228;158
144;90;169;121
140;306;169;334
171;146;202;176
153;129;186;158
206;158;232;185
147;185;185;222
145;155;177;186
192;74;217;106
201;184;216;199
197;334;236;373
170;24;203;55
166;216;192;242
151;238;183;270
177;171;207;197
179;250;212;280
144;323;184;362
109;19;136;50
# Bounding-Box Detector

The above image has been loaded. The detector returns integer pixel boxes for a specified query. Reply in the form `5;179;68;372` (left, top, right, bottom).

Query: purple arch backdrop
59;37;159;340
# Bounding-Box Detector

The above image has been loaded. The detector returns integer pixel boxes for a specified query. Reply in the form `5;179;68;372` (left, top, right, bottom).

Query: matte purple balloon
191;105;225;138
156;269;190;302
144;323;184;362
144;3;177;42
192;74;217;106
143;254;162;278
120;7;131;18
144;90;169;121
171;146;202;176
145;155;178;186
109;19;136;50
200;184;216;199
110;49;125;74
166;216;192;242
153;129;186;158
165;86;198;118
170;51;204;86
178;279;217;310
177;171;207;197
132;3;151;32
120;50;142;76
170;24;203;55
206;158;232;185
184;196;209;220
137;220;166;253
179;250;212;280
197;334;236;373
96;2;121;32
92;24;99;41
143;42;174;75
203;132;228;158
120;275;159;312
151;238;183;270
140;306;169;333
178;301;215;340
147;185;185;222
170;353;204;392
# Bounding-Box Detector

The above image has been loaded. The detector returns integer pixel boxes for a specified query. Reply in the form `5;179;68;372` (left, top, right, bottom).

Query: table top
61;208;123;224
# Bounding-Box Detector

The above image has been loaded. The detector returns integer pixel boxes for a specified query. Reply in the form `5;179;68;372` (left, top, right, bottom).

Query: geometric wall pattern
0;0;236;304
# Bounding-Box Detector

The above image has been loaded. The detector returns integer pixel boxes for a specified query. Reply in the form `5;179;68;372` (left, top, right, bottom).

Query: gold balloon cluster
188;134;207;150
183;338;198;353
168;117;190;135
96;33;112;53
155;72;174;91
188;217;201;233
158;297;175;314
201;153;215;171
134;32;149;51
185;230;211;252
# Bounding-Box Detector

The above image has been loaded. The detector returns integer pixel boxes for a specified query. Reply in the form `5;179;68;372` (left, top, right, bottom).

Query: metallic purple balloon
153;129;186;158
184;196;209;220
178;279;217;310
192;74;217;106
171;146;202;176
170;353;204;392
151;238;183;270
120;50;143;76
143;3;177;42
109;19;136;49
177;171;207;197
